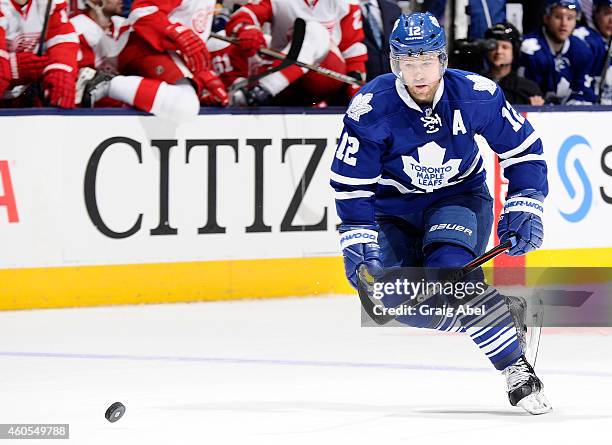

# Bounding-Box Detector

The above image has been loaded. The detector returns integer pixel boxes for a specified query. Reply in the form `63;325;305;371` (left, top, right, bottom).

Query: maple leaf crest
401;142;461;192
466;74;497;95
346;93;374;122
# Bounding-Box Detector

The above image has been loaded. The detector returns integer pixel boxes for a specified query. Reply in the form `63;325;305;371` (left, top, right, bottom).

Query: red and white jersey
127;0;215;44
228;0;367;72
207;30;248;87
0;0;78;54
70;13;129;73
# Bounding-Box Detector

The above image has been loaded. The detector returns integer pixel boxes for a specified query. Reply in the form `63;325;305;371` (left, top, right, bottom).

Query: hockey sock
108;76;199;124
423;243;523;370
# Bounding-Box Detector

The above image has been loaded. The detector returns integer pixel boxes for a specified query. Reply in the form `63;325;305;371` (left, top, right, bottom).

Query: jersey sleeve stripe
499;153;545;169
46;33;80;48
497;130;540;160
456;153;482;180
237;6;261;28
330;171;381;185
378;177;424;194
334;190;374;200
128;6;159;23
341;42;367;59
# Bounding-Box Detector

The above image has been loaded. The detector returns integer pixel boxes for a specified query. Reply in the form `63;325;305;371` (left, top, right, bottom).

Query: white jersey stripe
498;131;540;160
330;171;381;186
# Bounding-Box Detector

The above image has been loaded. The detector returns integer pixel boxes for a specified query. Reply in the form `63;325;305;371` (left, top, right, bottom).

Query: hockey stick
357;239;514;326
26;0;54;104
598;37;612;104
211;28;365;87
228;18;305;92
38;0;54;57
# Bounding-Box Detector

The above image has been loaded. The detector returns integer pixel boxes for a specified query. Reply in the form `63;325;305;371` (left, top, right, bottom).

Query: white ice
1;295;611;445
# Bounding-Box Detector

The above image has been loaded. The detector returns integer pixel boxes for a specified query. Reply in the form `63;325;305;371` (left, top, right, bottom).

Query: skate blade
517;391;552;415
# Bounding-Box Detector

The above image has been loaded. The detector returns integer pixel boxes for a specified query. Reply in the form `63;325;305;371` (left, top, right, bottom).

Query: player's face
544;7;578;42
487;40;514;67
103;0;123;16
397;53;442;103
594;6;612;38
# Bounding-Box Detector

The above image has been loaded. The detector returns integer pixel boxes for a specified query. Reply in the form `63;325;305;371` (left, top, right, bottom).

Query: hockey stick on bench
225;18;305;92
357;239;514;326
211;22;365;88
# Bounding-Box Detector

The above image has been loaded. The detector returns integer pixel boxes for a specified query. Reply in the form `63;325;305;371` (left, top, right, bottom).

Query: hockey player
224;0;368;105
331;12;551;414
573;0;612;104
1;0;79;108
518;0;596;104
118;0;229;107
71;0;202;122
0;10;10;98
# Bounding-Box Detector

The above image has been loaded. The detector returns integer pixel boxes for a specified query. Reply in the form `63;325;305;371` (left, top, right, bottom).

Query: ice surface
1;296;610;444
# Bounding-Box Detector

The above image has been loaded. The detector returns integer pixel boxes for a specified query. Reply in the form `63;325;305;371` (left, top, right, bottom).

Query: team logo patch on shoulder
521;38;541;55
466;74;497;95
347;93;373;122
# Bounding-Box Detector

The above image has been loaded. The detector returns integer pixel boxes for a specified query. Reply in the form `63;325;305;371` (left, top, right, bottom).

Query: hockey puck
105;402;126;423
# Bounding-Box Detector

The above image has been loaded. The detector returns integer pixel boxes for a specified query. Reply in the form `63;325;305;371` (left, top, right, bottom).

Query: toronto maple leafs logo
347;93;373;122
554;56;570;73
402;142;461;192
466;74;497;95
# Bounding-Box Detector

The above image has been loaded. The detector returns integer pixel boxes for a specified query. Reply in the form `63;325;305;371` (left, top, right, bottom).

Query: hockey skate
503;355;552;414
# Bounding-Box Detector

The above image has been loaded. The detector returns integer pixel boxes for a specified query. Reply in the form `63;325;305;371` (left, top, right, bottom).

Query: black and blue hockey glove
497;189;544;256
339;224;384;289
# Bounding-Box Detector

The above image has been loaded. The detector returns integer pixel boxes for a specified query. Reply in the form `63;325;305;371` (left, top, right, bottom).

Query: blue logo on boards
557;135;592;222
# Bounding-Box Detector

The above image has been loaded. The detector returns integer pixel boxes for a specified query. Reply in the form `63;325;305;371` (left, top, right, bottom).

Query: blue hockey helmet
592;0;612;10
389;12;448;83
544;0;582;17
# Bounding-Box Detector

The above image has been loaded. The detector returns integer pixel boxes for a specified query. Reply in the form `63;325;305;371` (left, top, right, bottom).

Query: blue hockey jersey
573;25;612;104
330;70;548;227
518;28;596;104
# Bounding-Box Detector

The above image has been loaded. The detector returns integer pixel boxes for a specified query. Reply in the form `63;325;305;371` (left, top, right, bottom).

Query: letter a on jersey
452;109;467;135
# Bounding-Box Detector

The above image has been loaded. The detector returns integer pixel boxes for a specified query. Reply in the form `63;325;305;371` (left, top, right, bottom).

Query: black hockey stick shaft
229;18;305;91
38;0;54;56
211;27;365;87
598;37;612;104
358;239;514;326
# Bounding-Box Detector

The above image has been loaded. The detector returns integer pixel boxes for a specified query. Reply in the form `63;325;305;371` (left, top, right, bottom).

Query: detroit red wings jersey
230;0;367;72
207;31;248;87
70;13;129;73
128;0;215;44
0;0;78;54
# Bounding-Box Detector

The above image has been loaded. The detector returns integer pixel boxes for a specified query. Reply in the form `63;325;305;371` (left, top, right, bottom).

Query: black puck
105;402;126;423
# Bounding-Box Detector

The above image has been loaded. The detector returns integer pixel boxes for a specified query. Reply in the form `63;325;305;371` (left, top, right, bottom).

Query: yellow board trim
0;257;354;311
1;247;610;311
526;247;612;267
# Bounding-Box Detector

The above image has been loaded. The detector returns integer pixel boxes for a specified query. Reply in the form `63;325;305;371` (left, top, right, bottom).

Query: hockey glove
0;50;9;96
9;52;49;84
232;23;266;57
497;189;544;256
340;224;384;289
346;71;365;99
165;24;210;74
43;65;76;108
194;70;229;106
